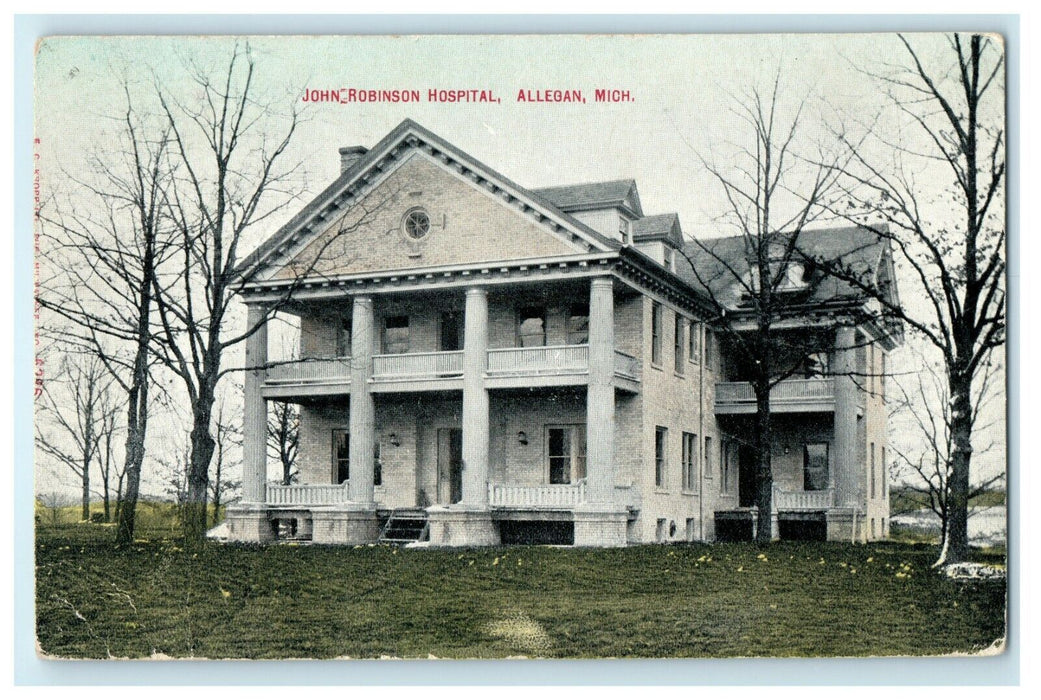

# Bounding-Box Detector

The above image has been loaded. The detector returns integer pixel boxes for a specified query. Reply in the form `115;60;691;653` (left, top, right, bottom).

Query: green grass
35;524;1006;659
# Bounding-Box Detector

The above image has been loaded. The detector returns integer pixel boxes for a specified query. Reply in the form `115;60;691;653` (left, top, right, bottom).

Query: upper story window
402;208;431;240
674;315;685;374
663;247;674;272
518;306;547;347
382;315;410;354
688;320;701;365
566;303;589;345
335;317;352;357
619;216;631;244
651;302;663;365
440;311;464;352
704;329;714;367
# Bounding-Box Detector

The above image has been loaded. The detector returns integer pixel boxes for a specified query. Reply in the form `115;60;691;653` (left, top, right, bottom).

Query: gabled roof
633;213;683;246
235;119;622;284
533;179;643;217
678;225;893;309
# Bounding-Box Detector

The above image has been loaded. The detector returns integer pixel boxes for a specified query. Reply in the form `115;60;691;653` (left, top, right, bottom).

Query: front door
738;444;758;508
437;428;463;505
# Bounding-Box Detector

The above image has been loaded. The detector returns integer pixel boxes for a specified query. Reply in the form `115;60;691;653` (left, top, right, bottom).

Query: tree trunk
81;459;90;521
183;391;217;544
754;379;774;544
937;368;973;565
115;379;148;546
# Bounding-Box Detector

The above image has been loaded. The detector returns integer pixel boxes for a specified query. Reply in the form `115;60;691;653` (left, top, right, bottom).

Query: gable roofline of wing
232;118;621;286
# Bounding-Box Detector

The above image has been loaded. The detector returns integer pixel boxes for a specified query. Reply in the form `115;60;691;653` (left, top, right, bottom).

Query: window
382;315;410;354
655;518;667;543
688;321;700;364
374;441;382;487
654;426;668;488
703;436;713;480
686;518;697;542
402;208;431;240
682;432;698;492
547;425;586;485
651;302;663;365
663;247;674;271
804;352;829;378
335;317;352;357
881;446;887;499
619;216;631;244
674;316;685;373
803;443;829;491
439;311;464;352
333;430;349;483
704;329;713;367
566;303;589;345
870;442;876;499
721;441;738;495
518;306;547;347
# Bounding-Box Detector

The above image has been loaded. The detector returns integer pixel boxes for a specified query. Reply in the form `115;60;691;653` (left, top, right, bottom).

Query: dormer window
619;216;631;244
663;247;674;272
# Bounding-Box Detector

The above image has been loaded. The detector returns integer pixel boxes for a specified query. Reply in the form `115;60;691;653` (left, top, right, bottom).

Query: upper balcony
714;377;836;415
261;346;641;399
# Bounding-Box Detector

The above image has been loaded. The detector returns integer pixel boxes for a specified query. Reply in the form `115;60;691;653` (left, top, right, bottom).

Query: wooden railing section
488;480;587;509
372;350;464;379
265;357;351;384
772;485;834;510
266;483;348;506
715;378;835;405
487;344;589;375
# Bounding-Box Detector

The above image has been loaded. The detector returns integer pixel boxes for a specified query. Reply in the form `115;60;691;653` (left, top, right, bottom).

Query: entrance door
437;428;464;505
738;444;758;508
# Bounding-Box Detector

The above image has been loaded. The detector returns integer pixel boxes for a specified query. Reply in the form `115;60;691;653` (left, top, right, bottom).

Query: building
226;119;900;547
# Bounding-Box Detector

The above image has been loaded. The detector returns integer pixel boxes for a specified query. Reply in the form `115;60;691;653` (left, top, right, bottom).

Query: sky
32;33;1007;499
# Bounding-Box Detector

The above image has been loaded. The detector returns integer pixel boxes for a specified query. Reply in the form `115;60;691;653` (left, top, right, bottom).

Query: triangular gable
238;119;619;284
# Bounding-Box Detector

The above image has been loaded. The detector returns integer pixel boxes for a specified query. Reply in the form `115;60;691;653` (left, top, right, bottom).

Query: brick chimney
339;146;368;174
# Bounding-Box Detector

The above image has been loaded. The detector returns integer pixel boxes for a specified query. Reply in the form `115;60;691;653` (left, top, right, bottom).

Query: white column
833;325;858;507
586;277;616;505
242;304;268;504
349;295;376;505
461;287;490;506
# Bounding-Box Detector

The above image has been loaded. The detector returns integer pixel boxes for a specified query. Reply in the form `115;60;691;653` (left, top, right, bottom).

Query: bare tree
35;353;119;521
889;344;1004;544
147;43;306;542
210;388;243;526
678;75;856;543
267;401;300;486
815;34;1005;564
36;84;172;545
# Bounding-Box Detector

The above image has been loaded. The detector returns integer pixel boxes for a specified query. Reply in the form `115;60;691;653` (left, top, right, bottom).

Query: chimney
339;146;368;174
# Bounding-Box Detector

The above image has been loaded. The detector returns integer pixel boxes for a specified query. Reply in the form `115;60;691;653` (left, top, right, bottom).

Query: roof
235;119;622;283
633;213;683;246
677;225;890;309
533;179;643;216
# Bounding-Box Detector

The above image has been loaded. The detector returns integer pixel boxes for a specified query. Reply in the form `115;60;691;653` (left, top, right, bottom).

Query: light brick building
226;119;900;546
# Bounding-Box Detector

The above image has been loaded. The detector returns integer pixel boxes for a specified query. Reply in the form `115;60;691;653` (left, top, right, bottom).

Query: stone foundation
310;506;380;544
225;505;276;543
573;506;629;547
426;505;499;546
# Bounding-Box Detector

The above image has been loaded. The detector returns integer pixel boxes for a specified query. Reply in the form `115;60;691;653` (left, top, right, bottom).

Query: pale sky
33;33;1006;499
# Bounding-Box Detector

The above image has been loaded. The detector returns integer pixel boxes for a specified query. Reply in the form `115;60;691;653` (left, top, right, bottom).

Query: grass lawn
35;524;1006;659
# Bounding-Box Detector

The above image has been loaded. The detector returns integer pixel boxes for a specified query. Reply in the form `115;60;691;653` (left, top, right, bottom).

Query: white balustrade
266;483;349;506
488;480;587;509
715;378;835;405
265;357;351;385
772;486;834;510
487;345;589;375
613;350;640;380
372;350;464;379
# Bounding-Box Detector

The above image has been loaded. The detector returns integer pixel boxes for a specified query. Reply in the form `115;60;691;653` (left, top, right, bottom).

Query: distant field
34;500;223;535
35;524;1006;660
889;487;1006;516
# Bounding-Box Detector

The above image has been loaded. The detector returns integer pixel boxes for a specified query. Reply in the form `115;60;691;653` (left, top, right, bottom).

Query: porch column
833;325;859;508
585;277;616;505
242;304;268;504
461;286;490;506
348;295;376;505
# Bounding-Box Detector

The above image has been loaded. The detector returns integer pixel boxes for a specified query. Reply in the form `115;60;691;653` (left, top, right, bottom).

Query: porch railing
715;378;835;405
266;483;349;506
613;350;640;380
488;480;587;509
264;357;352;384
372;350;464;380
772;485;834;510
487;344;589;375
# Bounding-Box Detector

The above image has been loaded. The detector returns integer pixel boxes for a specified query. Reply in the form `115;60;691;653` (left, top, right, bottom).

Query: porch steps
377;509;430;545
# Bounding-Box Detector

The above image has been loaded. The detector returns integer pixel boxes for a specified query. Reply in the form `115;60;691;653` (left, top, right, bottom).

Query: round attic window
402;208;431;240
